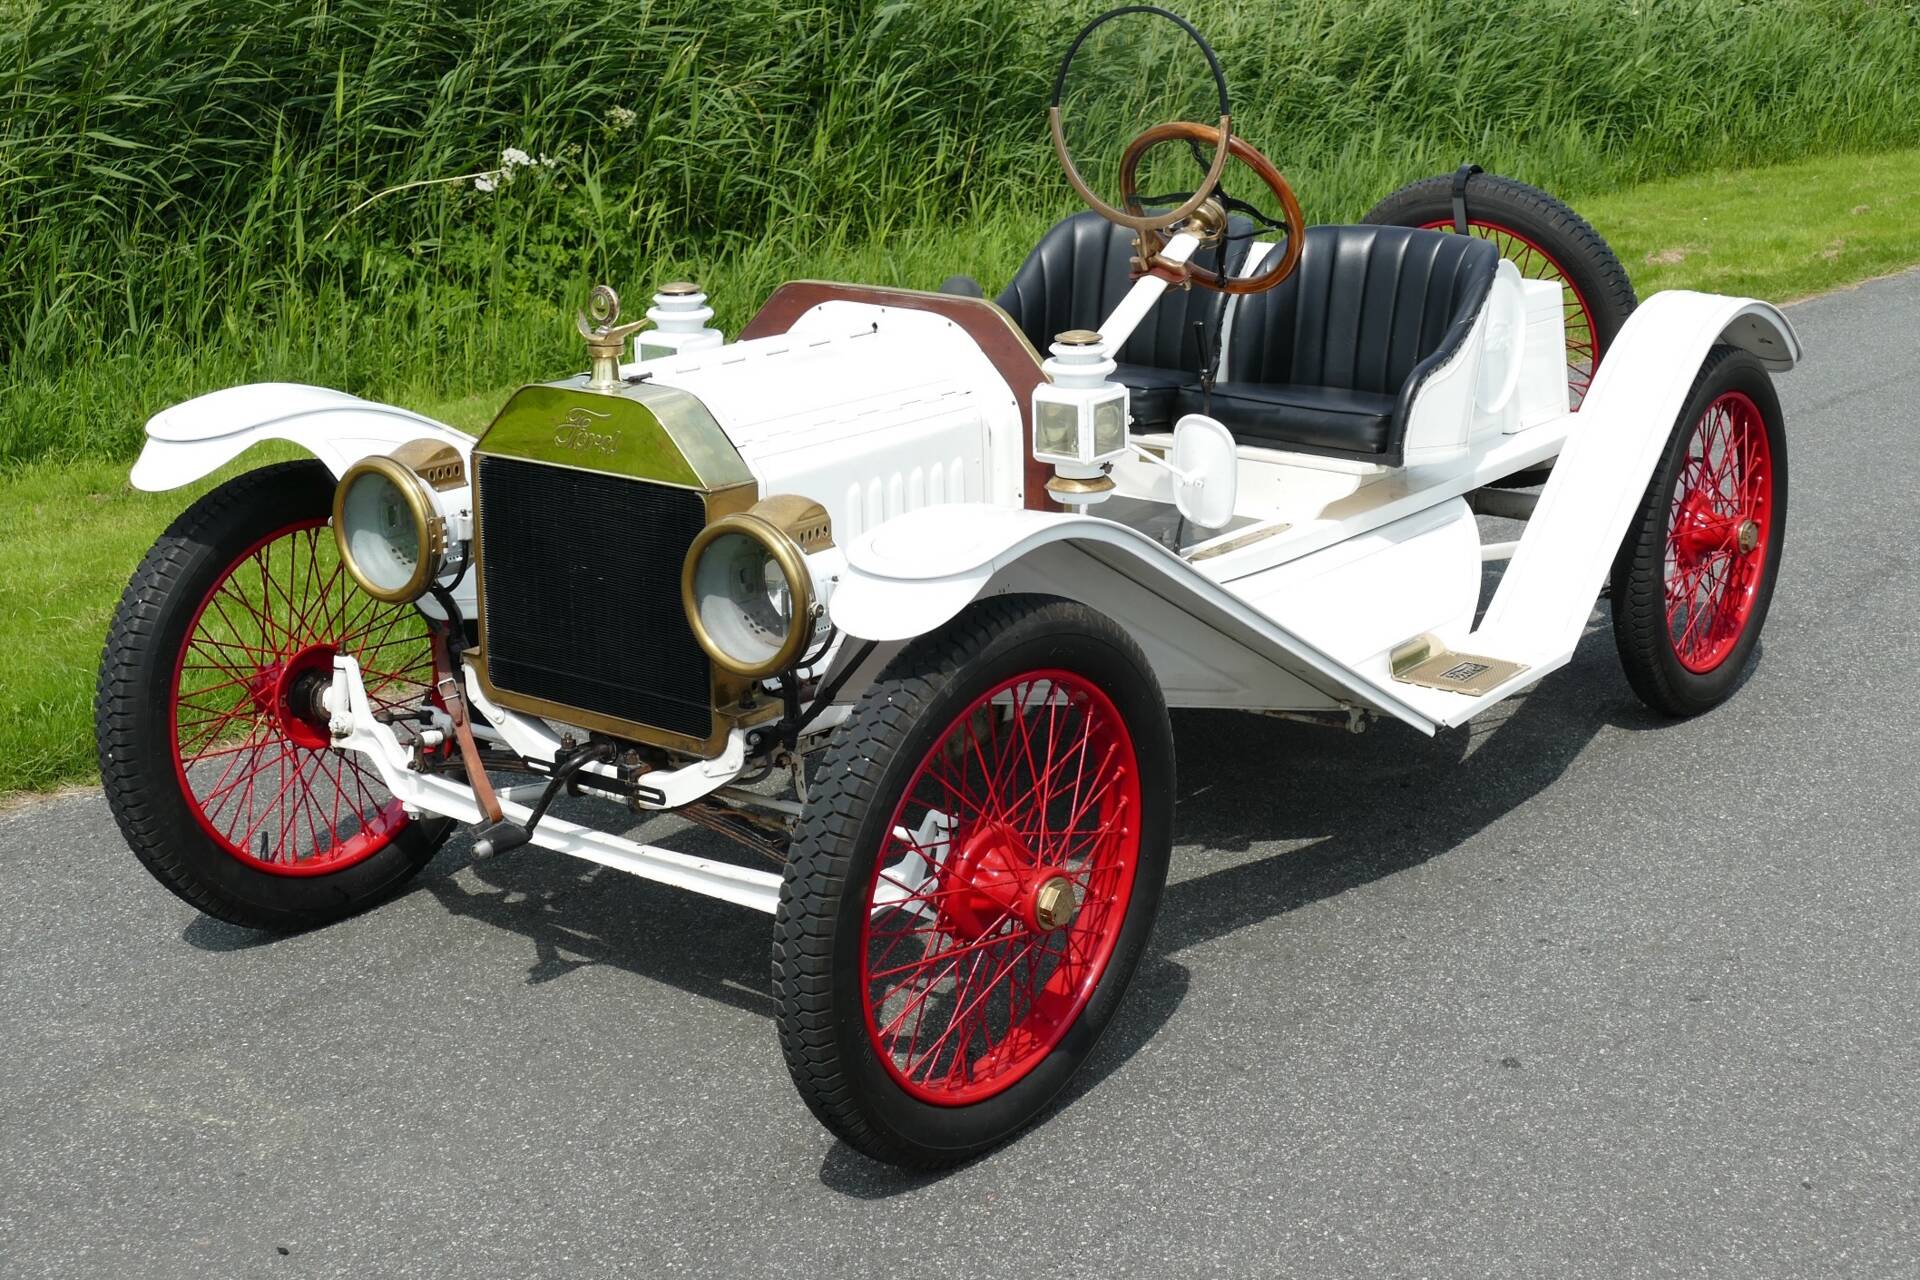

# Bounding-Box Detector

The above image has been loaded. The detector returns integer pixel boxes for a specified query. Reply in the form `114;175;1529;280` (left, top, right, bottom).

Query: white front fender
831;503;1445;732
129;382;474;492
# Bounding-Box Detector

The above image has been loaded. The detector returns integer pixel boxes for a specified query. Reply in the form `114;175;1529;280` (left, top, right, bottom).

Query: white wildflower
609;105;637;130
473;174;497;192
500;147;535;170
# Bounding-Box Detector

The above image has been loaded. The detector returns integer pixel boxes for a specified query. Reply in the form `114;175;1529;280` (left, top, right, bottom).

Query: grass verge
11;0;1919;467
5;144;1920;800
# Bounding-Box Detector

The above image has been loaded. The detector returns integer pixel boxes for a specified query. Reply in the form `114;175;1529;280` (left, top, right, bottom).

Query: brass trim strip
1187;522;1291;562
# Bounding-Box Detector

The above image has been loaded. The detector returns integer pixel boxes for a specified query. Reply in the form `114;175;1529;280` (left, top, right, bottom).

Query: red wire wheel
99;460;451;930
1611;346;1788;716
1661;390;1775;674
168;518;434;875
775;596;1173;1168
859;670;1142;1105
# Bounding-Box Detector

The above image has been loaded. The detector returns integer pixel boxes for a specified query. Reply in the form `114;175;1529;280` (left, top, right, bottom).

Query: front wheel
96;460;452;931
773;596;1174;1167
1610;345;1788;716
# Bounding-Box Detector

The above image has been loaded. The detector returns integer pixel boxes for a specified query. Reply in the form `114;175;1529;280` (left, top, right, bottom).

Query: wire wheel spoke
170;517;434;874
860;670;1142;1105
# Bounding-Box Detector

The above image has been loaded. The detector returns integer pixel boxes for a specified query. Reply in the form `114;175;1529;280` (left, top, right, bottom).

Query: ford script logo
553;405;617;455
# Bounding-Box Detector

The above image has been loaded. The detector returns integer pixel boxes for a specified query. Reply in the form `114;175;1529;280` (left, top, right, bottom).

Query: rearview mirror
1169;413;1238;529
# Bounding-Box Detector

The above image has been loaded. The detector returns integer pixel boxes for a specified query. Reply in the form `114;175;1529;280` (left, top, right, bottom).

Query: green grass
1585;148;1920;302
7;0;1920;465
7;144;1920;802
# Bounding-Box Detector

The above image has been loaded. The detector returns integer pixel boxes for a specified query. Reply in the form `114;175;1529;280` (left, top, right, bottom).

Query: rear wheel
1364;171;1637;414
774;596;1174;1167
96;460;451;931
1610;346;1787;716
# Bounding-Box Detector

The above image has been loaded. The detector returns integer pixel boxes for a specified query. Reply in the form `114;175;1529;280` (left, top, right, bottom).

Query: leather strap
1451;163;1484;235
433;630;503;824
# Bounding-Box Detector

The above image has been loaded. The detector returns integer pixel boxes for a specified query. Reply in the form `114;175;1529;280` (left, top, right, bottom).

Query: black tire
773;595;1174;1167
1610;345;1787;716
96;459;451;931
1364;171;1637;440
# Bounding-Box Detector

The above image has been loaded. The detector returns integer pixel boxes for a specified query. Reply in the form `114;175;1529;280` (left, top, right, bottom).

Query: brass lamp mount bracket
576;284;652;391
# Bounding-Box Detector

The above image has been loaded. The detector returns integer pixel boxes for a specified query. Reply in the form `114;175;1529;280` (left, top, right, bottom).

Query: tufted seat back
993;211;1256;427
1226;224;1498;393
1168;224;1499;462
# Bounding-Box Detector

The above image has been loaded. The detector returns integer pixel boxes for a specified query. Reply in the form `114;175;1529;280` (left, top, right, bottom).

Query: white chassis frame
132;230;1800;915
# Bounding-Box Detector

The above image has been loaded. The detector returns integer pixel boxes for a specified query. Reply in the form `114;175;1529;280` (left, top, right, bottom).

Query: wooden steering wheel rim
1119;121;1306;296
1050;107;1231;233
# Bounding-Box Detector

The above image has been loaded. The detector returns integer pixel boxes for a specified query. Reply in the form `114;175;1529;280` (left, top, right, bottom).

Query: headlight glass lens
337;465;428;600
690;528;799;673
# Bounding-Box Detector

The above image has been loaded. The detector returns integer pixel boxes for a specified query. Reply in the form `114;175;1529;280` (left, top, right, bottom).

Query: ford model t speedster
98;9;1797;1166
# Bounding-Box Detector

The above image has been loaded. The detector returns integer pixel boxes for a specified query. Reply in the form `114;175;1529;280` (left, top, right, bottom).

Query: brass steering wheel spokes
1119;122;1306;296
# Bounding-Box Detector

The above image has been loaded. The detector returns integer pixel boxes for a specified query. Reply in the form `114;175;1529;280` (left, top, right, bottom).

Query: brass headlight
681;496;830;679
332;454;447;604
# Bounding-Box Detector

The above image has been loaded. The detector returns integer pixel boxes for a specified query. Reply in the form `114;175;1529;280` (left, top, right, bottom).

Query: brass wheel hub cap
1031;875;1079;932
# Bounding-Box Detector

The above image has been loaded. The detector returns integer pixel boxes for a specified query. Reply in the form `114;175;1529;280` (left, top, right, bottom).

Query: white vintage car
98;9;1794;1167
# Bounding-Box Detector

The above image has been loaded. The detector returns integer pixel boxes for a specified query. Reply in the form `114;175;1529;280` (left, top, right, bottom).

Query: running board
1375;383;1686;726
1373;341;1704;726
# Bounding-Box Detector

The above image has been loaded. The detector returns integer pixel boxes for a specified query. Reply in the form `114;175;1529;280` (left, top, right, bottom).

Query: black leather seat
1182;224;1498;464
990;210;1256;429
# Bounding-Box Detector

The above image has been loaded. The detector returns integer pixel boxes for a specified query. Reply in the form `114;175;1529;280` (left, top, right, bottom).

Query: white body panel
833;290;1799;734
833;502;1445;731
634;302;1026;529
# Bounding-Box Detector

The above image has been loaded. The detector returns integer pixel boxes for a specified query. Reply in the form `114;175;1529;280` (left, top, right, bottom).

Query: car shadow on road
182;605;1655;1196
817;638;1632;1198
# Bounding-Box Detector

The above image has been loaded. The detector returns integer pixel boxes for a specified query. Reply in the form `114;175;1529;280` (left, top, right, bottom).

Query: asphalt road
5;271;1919;1280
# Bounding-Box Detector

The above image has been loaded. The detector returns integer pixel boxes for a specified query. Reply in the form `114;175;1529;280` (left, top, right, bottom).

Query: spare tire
1364;171;1637;417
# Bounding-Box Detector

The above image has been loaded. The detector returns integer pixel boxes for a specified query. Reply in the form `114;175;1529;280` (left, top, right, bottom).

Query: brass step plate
1389;633;1529;697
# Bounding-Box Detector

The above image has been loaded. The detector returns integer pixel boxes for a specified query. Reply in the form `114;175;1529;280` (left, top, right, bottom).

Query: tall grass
4;0;1918;464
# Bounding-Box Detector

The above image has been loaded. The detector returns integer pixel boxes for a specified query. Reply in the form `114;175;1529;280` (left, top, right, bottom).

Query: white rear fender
129;382;473;492
831;504;1445;732
1473;290;1799;662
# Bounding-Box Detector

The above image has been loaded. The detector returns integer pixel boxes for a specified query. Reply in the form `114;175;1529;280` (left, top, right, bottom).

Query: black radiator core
476;455;713;741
